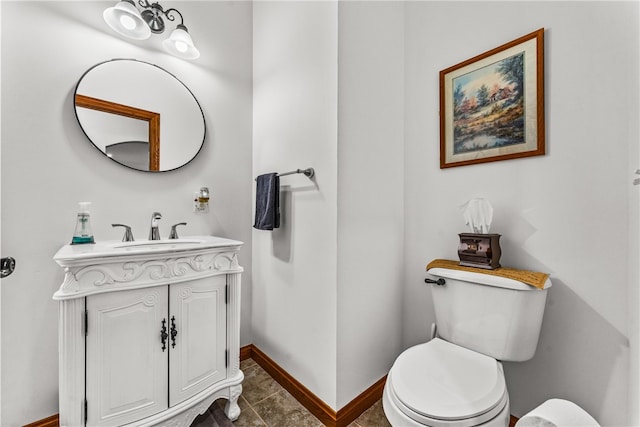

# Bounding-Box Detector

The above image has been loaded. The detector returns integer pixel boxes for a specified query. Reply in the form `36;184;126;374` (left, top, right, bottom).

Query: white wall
336;1;405;409
252;2;407;411
630;90;640;427
0;3;3;423
628;2;640;421
0;2;253;425
403;2;638;425
252;1;339;409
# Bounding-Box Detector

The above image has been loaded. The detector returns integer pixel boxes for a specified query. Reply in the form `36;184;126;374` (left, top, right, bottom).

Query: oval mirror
74;59;206;172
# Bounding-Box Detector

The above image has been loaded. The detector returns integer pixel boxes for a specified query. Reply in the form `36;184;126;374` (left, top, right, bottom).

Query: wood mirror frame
75;94;160;171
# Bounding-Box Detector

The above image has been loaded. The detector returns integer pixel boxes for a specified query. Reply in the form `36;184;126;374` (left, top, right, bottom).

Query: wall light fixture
103;0;200;60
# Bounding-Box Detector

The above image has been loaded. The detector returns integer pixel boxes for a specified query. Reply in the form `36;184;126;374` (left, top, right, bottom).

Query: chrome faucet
169;222;187;240
112;224;134;242
149;212;162;240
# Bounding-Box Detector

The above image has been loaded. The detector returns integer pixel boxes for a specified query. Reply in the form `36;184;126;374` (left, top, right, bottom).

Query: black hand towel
253;173;280;230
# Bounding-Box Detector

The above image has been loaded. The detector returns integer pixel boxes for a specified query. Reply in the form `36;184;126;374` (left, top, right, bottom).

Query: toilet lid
390;338;506;421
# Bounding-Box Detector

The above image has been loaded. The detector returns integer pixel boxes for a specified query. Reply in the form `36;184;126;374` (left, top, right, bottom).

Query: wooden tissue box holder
458;233;502;270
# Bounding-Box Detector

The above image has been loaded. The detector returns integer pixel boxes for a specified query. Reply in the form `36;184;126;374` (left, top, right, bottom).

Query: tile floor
191;358;392;427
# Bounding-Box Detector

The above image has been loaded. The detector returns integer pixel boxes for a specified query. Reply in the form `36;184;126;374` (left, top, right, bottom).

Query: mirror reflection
74;59;206;172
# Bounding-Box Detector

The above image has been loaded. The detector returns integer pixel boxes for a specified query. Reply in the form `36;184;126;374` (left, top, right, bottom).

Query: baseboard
23;414;59;427
336;375;387;427
240;344;253;361
243;344;386;427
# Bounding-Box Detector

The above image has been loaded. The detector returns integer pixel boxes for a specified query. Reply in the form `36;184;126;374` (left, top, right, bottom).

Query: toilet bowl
383;338;510;427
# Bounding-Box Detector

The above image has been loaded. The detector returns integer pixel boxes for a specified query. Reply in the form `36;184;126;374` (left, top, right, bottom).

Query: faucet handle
112;224;134;242
169;222;187;240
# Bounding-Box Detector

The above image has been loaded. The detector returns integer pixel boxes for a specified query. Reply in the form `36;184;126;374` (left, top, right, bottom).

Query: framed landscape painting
440;29;545;168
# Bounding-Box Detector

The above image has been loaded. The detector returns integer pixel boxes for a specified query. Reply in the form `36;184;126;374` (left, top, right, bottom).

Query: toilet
383;266;552;427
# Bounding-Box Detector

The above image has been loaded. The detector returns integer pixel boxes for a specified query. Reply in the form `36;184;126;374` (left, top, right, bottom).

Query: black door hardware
1;257;15;278
161;319;168;352
170;316;178;348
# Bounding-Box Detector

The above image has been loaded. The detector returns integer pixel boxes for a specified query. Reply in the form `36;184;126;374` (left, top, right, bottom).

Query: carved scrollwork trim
56;251;241;299
214;253;239;271
143;291;159;307
162;396;213;427
179;286;193;300
60;268;80;293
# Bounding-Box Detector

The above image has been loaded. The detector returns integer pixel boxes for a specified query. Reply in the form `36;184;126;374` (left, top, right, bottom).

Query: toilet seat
386;338;508;427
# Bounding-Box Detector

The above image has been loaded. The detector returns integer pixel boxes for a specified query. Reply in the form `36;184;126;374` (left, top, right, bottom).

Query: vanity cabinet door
169;275;227;406
86;286;169;426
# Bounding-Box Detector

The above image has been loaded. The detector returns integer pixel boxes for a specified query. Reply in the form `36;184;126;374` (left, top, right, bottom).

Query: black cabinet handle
161;319;168;352
170;316;178;348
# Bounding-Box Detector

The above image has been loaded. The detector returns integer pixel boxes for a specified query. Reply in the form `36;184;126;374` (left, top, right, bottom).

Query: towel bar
277;168;315;179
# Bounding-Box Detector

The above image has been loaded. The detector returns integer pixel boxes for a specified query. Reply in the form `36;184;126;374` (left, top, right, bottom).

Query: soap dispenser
71;202;95;244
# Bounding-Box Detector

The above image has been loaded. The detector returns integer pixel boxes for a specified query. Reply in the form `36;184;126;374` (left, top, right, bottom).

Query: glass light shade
103;0;151;40
163;26;200;60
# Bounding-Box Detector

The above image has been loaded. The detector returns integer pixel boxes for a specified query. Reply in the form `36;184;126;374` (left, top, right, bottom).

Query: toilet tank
427;267;552;362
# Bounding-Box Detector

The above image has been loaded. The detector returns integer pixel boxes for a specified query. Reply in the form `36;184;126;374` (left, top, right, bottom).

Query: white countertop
54;235;244;265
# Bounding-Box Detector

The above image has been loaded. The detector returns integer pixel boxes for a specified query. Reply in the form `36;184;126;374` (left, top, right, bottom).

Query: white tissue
515;399;600;427
460;198;493;234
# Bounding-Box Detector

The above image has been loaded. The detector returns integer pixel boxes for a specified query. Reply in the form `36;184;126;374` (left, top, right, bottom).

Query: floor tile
241;358;257;371
215;396;267;427
351;400;391;427
251;389;324;427
240;364;285;405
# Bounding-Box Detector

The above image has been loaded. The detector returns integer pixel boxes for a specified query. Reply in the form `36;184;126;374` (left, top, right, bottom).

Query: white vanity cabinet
54;236;243;427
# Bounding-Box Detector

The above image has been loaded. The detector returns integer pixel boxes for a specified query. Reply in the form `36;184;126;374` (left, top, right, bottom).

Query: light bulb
175;41;188;53
120;14;137;30
162;26;200;60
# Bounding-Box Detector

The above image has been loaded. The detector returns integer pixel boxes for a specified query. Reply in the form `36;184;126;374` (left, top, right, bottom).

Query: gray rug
210;404;236;427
